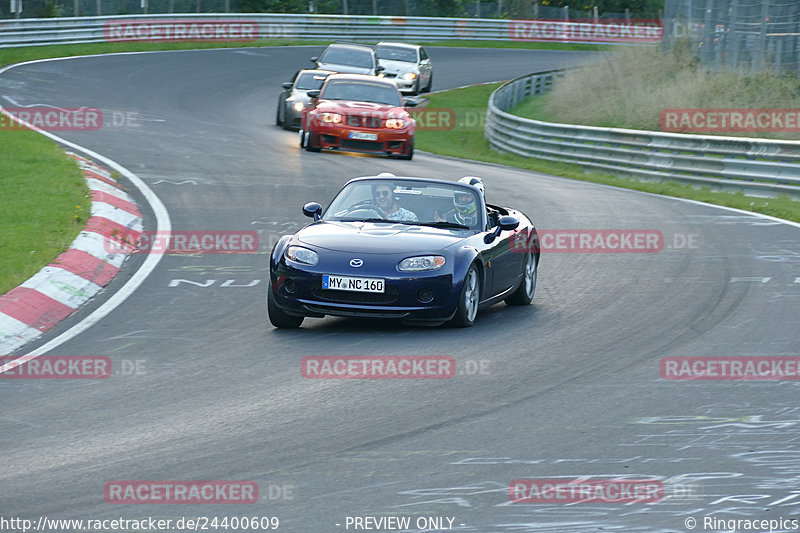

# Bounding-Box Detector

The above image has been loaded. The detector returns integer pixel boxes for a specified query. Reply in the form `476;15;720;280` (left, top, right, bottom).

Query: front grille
382;73;397;78
346;116;383;128
311;281;399;305
341;139;383;151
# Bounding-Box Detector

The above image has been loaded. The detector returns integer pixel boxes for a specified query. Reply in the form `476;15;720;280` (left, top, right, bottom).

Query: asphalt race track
1;45;800;532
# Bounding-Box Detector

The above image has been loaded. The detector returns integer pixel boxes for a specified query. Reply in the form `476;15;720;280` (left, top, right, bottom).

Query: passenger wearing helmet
435;176;490;228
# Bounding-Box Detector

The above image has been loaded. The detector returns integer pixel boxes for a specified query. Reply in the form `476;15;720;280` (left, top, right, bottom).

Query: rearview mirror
303;202;323;221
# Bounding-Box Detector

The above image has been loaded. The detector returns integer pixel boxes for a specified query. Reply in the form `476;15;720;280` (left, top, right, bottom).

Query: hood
296;221;465;254
316;62;374;75
315;100;407;117
377;59;417;74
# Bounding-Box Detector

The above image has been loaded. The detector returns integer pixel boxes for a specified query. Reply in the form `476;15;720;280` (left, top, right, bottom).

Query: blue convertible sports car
267;174;539;328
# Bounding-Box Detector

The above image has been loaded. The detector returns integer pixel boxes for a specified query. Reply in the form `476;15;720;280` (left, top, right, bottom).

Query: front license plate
349;131;378;141
323;275;385;293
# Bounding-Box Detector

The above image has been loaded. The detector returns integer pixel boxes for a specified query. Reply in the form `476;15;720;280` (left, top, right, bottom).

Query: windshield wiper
417;221;470;230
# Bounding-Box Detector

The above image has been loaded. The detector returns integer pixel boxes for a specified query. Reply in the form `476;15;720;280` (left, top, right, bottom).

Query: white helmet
458;176;484;197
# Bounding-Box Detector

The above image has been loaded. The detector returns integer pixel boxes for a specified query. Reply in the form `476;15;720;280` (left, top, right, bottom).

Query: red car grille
346;115;383;128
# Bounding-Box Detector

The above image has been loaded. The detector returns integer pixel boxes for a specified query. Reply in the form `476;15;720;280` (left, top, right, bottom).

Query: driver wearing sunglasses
371;182;418;222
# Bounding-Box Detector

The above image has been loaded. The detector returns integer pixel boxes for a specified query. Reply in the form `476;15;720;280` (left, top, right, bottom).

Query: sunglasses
374;190;392;198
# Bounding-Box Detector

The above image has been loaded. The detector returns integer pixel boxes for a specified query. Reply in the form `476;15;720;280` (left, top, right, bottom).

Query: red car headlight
322;113;343;124
385;118;405;129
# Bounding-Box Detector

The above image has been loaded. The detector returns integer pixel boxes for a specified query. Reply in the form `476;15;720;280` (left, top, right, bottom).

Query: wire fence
662;0;800;74
1;0;659;23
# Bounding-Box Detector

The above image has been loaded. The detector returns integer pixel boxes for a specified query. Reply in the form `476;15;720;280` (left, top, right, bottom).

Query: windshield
323;179;483;230
376;45;418;63
319;47;374;69
294;72;329;91
321;80;403;106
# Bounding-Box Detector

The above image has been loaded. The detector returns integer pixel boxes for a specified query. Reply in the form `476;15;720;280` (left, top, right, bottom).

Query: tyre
304;131;321;152
397;139;413;160
268;286;304;328
281;108;293;131
411;78;420;96
422;73;433;93
276;101;283;127
505;252;537;306
449;264;480;327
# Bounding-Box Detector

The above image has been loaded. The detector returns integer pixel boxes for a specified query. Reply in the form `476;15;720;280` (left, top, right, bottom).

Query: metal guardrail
0;14;663;48
485;70;800;198
0;14;513;47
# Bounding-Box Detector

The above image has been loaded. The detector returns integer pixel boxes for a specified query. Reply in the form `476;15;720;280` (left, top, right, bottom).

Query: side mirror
404;97;419;107
483;215;519;244
498;215;520;232
375;65;385;73
310;56;318;63
307;90;320;100
281;82;293;90
303;202;323;221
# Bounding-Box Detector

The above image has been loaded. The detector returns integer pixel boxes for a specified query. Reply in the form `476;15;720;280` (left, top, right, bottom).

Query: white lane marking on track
0;57;172;372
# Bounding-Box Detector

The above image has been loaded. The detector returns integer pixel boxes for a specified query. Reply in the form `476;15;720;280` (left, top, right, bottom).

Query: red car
299;73;416;160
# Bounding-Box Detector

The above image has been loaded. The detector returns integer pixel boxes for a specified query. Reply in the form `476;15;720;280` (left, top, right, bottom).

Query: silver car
311;43;383;76
276;69;333;131
376;42;433;95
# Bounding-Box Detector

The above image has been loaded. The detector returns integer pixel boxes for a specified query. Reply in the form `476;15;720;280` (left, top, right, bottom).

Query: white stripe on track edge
0;57;172;372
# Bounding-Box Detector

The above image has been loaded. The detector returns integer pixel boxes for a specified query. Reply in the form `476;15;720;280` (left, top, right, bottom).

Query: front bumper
307;123;413;156
270;262;458;321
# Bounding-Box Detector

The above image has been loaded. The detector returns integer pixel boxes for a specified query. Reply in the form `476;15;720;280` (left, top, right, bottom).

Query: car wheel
281;105;293;131
423;73;433;93
276;101;283;127
299;129;306;148
411;78;420;96
505;252;537;305
397;139;413;160
305;131;321;152
268;286;304;328
450;264;480;327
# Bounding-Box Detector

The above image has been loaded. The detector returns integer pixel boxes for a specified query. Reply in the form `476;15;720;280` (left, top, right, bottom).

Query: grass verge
0;126;91;296
414;83;800;223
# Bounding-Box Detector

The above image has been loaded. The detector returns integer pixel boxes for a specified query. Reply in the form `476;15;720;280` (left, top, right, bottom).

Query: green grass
510;43;800;140
0;126;91;296
415;83;800;223
0;39;610;69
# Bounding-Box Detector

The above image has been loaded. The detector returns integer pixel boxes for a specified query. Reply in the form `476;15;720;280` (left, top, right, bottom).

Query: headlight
400;72;417;80
292;102;305;112
398;255;445;272
322;113;342;123
285;246;319;266
385;118;405;129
